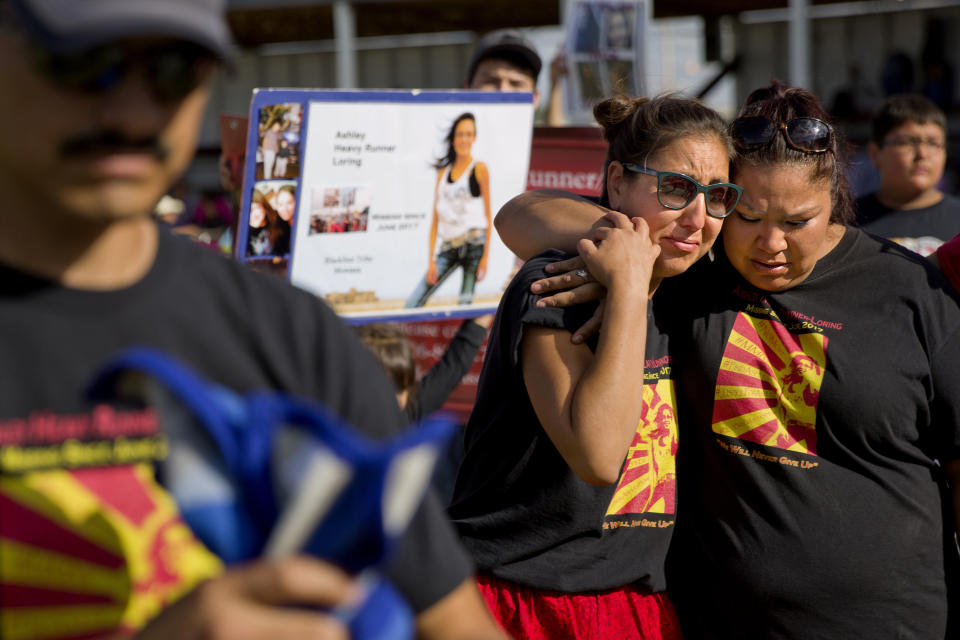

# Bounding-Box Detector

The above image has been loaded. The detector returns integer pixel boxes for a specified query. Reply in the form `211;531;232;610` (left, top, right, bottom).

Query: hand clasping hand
532;212;660;343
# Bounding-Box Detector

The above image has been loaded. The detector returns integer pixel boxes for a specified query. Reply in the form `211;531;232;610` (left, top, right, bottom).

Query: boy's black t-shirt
856;192;960;255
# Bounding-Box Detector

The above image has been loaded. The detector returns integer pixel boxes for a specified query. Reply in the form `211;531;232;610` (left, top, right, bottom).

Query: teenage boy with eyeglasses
0;1;506;639
855;93;960;256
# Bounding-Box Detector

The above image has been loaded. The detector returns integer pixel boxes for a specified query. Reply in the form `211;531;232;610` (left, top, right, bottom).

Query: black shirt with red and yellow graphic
0;228;472;640
450;250;677;593
662;228;960;639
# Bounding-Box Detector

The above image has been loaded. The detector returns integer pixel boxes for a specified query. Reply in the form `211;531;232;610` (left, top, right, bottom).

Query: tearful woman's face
723;162;844;291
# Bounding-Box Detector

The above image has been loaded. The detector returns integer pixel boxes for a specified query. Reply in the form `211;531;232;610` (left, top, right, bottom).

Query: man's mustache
59;131;169;161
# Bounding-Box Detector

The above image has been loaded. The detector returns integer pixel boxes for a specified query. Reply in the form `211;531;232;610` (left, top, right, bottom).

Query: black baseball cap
467;29;542;84
7;0;235;60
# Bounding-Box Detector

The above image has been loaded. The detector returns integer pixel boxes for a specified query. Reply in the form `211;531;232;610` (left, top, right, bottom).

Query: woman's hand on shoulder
531;261;605;345
533;256;606;308
531;209;650;301
578;211;659;294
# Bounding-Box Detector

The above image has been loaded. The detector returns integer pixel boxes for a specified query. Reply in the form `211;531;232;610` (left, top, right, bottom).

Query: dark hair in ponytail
594;94;734;207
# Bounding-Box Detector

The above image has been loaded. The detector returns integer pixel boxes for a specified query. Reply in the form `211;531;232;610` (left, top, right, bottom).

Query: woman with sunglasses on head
495;80;960;638
448;94;740;640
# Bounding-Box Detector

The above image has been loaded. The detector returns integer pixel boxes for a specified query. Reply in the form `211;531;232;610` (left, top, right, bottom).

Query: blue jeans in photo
405;237;485;308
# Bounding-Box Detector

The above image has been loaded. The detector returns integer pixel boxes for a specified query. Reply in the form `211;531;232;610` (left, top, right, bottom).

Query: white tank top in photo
435;160;488;240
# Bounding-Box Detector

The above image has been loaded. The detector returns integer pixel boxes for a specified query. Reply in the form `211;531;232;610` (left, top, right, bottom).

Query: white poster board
236;90;534;323
563;0;647;123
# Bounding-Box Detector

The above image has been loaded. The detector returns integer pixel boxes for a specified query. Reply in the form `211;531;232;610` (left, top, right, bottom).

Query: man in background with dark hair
465;29;542;107
0;1;506;638
464;29;567;135
856;92;960;255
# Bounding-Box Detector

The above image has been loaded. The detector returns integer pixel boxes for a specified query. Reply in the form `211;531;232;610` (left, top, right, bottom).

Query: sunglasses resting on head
730;116;834;154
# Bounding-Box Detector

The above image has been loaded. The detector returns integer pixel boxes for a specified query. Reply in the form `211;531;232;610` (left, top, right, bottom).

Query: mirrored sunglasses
730;116;833;154
623;164;742;219
31;42;216;103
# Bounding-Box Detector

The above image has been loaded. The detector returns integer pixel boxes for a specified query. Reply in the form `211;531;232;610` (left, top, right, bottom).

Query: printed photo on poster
564;0;646;123
576;62;605;109
572;2;601;53
237;90;534;322
245;180;297;258
608;60;637;95
605;5;635;51
405;113;491;309
309;186;371;235
256;103;302;181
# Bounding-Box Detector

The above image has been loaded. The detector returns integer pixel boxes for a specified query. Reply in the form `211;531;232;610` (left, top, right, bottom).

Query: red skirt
477;574;683;640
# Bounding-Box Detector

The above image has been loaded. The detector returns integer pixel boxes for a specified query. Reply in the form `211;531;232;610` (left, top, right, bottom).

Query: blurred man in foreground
0;0;505;638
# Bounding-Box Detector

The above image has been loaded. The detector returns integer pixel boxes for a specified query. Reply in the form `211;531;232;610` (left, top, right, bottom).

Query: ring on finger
575;268;588;280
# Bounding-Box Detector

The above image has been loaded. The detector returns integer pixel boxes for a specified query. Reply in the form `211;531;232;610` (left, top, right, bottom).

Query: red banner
526;126;607;195
402;319;487;422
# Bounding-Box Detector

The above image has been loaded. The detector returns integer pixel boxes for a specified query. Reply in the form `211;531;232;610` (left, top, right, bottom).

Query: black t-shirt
0;228;472;631
449;250;677;593
272;217;291;256
855;192;960;256
660;228;960;638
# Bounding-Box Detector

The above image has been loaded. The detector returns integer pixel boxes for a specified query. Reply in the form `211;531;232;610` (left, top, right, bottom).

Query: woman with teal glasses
448;93;741;640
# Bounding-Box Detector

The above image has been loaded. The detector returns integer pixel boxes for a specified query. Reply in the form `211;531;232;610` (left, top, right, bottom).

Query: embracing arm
494;189;612;259
521;215;658;485
476;162;492;281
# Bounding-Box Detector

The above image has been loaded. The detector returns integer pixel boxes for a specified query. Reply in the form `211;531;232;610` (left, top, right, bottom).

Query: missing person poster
563;0;647;123
236;89;534;322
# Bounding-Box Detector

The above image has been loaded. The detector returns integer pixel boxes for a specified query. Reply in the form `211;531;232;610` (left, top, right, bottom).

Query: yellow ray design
606;379;677;516
712;313;827;455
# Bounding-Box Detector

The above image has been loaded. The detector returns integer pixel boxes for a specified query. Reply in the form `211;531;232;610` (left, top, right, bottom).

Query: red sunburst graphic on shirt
1;465;221;639
711;312;827;455
606;379;678;516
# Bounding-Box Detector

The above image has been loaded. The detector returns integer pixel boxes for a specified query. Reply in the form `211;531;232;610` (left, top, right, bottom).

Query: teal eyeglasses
622;164;743;219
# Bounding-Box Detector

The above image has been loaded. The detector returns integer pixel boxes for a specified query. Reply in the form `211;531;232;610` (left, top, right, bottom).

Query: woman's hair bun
594;95;649;143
